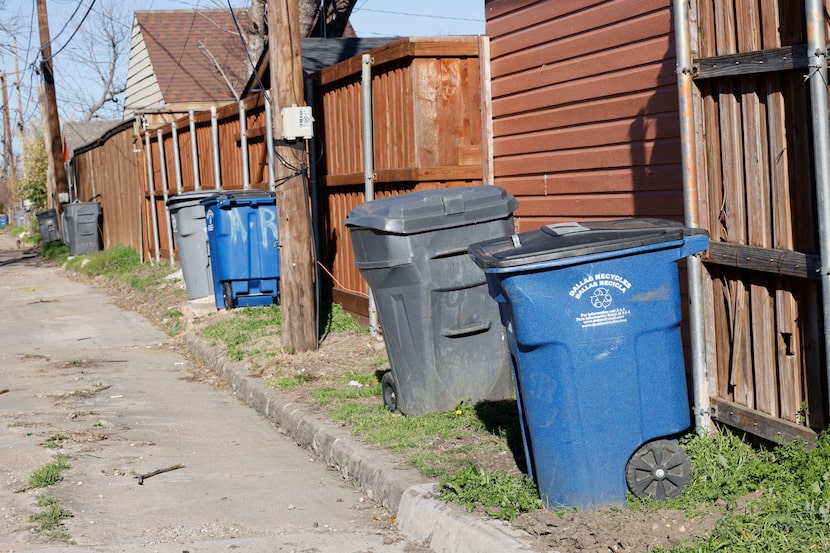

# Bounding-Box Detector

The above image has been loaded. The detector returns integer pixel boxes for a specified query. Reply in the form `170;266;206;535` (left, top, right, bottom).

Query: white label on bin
570;272;632;329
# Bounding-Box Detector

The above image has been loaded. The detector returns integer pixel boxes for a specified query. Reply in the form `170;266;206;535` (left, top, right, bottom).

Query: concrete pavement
0;230;535;553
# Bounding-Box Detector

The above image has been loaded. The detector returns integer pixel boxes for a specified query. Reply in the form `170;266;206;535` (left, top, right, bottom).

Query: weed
43;434;69;449
27;454;70;489
271;373;318;390
41;241;69;263
29;495;73;540
440;463;542;520
200;304;282;360
644;430;830;553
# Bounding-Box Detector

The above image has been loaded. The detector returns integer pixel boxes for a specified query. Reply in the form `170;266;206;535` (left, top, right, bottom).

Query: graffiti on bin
205;208;279;249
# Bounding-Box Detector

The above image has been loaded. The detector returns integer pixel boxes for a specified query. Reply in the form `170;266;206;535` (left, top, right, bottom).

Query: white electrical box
281;105;314;140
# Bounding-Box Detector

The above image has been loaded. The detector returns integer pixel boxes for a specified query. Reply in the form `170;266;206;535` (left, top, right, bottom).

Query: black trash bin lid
166;190;221;208
469;218;704;269
345;185;518;234
200;189;275;207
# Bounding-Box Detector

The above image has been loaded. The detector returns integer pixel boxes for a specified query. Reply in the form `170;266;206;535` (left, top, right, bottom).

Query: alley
0;230;423;552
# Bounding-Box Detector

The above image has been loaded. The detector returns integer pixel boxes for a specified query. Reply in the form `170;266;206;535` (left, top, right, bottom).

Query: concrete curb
184;333;535;553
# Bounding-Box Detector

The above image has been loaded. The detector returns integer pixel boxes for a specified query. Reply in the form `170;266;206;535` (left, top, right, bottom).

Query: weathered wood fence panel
691;0;826;440
73;121;143;254
313;37;489;319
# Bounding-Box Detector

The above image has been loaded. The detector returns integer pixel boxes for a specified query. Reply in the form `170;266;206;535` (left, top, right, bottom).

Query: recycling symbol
590;287;613;309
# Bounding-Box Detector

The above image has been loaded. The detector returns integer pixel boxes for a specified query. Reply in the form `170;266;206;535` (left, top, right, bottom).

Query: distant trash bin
14;209;25;227
166;191;218;300
201;190;280;310
468;218;709;509
62;202;102;255
36;209;61;242
0;215;8;227
345;185;518;415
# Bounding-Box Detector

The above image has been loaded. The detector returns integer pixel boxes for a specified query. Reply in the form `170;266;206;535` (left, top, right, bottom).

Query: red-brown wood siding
486;0;683;230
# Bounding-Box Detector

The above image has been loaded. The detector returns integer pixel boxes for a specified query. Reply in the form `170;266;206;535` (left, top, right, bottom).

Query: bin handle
431;246;469;259
441;320;492;337
355;257;413;270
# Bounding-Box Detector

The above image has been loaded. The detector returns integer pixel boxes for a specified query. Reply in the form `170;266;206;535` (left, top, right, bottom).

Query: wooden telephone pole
268;0;317;352
36;0;68;210
1;72;18;208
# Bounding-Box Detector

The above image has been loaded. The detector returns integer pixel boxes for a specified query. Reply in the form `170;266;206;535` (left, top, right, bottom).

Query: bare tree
57;0;129;121
247;0;358;57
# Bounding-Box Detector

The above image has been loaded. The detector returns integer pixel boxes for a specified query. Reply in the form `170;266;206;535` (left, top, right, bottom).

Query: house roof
134;9;251;105
62;120;124;159
243;37;397;96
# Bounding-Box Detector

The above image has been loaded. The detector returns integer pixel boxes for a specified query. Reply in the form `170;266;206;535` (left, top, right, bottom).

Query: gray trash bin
166;191;217;300
63;202;102;255
36;209;61;242
345;185;518;415
14;209;26;227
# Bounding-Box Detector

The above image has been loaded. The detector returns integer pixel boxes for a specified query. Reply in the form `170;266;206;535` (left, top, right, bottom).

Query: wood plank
703;241;821;279
736;0;778;418
711;397;817;446
322;166;483;187
693;44;809;79
761;0;804;426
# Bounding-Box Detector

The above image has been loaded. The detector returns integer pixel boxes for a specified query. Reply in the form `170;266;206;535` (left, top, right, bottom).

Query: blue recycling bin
468;218;709;510
201;190;280;309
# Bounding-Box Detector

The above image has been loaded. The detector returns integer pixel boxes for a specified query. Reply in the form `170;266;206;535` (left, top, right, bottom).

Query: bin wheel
222;282;234;310
381;372;397;413
625;439;691;500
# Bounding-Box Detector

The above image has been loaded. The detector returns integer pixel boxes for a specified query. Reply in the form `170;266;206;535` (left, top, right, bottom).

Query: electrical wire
41;0;98;64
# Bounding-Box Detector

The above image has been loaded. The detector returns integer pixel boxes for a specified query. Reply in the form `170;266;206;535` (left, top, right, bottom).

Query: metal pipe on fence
171;120;183;194
189;110;201;190
157;129;175;266
211;106;221;190
144;131;161;264
672;0;710;434
239;100;250;189
265;94;276;192
805;0;830;421
361;54;378;336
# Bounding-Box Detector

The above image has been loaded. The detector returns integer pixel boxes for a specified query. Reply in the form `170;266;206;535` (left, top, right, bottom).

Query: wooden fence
71;37;489;323
73;121;144;254
689;0;826;441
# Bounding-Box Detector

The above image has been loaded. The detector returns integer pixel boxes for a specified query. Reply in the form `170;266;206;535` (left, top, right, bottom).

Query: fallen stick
131;463;185;485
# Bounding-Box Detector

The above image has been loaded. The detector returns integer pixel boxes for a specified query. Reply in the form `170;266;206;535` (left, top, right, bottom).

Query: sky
0;0;485;131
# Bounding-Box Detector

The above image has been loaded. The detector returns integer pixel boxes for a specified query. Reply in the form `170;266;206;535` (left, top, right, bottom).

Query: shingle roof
62;120;123;156
135;9;251;104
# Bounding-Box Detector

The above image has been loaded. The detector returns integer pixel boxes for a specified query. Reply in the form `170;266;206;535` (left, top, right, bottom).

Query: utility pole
36;0;68;211
13;40;26;185
268;0;317;352
1;72;17;208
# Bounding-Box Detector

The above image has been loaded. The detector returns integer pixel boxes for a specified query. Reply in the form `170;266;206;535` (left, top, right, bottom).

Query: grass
200;304;283;361
27;454;71;489
627;429;830;553
43;434;69;449
440;464;542;520
29;495;73;541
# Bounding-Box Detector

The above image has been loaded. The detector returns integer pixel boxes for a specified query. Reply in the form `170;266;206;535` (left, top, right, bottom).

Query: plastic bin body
14;209;25;227
63;202;102;255
0;215;8;227
201;190;279;309
468;219;709;509
346;186;518;415
36;209;61;242
167;191;217;300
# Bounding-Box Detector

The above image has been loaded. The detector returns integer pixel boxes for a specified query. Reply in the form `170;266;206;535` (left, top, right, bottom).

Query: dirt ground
81;267;721;553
